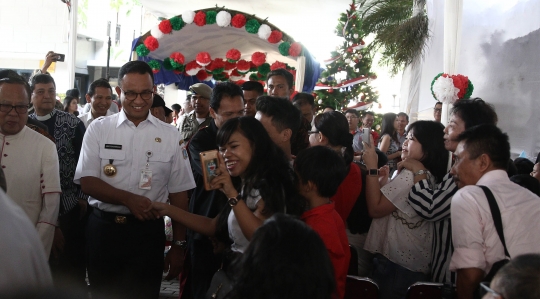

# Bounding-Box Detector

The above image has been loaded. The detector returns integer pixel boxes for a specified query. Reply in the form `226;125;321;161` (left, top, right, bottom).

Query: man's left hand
163;245;184;280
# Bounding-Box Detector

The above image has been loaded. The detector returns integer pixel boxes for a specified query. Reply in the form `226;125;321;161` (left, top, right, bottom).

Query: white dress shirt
78;110;115;128
450;169;540;274
0;126;61;255
74;110;196;214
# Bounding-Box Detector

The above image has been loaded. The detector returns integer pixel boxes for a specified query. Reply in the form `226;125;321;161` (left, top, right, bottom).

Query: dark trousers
49;203;88;295
189;238;222;299
86;209;165;299
371;254;429;299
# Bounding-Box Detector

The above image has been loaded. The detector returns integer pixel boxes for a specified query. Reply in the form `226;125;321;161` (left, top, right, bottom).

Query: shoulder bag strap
478;185;511;258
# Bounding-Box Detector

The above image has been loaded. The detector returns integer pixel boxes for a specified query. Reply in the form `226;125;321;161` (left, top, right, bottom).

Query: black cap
152;94;173;115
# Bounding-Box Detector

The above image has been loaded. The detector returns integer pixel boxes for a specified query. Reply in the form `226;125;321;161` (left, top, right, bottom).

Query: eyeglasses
120;88;153;101
434;108;442;112
479;282;501;298
0;104;29;114
308;130;319;135
33;90;56;96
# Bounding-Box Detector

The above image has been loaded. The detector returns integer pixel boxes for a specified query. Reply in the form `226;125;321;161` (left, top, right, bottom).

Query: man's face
0;83;29;135
243;90;259;117
295;100;315;123
31;82;56;115
255;111;286;148
434;103;442;122
183;100;193;114
210;95;244;128
192;94;210;116
87;87;112;117
531;163;540;181
362;114;374;128
397;115;408;133
443;113;466;152
150;106;166;122
267;75;293;98
115;73;154;125
450;141;483;189
345;112;359;131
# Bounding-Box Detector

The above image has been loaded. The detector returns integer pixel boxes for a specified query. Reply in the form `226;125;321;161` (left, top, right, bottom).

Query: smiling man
79;78;114;128
74;60;195;299
400;98;498;285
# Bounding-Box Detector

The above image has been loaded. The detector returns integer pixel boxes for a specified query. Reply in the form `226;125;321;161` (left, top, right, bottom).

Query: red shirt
331;163;362;222
301;202;351;299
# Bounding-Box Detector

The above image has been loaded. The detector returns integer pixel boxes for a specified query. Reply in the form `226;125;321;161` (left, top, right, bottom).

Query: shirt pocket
99;149;126;181
147;151;174;184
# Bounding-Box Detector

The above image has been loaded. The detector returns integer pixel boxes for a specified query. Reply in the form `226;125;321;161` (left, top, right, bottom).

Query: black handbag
205;268;233;299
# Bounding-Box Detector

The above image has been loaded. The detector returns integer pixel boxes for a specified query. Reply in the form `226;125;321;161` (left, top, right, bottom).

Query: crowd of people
0;54;540;299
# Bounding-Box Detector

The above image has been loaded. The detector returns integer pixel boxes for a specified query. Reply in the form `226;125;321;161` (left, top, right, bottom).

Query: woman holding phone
151;117;303;254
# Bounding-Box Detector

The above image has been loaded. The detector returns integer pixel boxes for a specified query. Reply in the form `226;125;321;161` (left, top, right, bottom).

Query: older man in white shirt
450;124;540;299
0;71;61;255
79;78;115;128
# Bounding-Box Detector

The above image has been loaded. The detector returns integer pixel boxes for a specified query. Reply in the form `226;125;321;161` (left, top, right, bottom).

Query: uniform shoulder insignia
198;125;209;131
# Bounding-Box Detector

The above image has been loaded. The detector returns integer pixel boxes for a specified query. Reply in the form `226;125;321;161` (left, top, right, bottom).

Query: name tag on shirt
105;144;122;150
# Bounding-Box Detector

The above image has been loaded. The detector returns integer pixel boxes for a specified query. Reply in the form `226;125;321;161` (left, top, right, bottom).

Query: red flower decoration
288;42;302;57
143;36;159;51
231;14;247;28
251;52;266;66
194;11;207;26
267;30;283;44
230;69;242;77
270;61;287;71
196;69;208;81
226;49;241;62
185;60;201;76
196;52;212;66
170;52;185;64
451;74;469;99
158;19;173;34
258;81;265;88
206;58;225;73
224;61;236;71
236;59;251;72
236;79;246;86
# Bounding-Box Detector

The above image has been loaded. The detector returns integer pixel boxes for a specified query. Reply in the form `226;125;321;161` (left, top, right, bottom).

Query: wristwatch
414;169;429;176
368;169;379;176
172;240;188;249
228;194;242;207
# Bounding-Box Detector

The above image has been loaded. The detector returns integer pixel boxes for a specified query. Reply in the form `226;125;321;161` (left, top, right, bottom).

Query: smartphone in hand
362;128;371;146
54;54;65;62
200;150;219;190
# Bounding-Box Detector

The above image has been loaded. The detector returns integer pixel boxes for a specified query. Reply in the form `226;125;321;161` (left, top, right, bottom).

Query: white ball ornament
318;99;323;104
216;11;232;27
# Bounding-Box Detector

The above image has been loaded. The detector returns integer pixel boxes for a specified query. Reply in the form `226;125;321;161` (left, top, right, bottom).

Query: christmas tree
314;0;379;112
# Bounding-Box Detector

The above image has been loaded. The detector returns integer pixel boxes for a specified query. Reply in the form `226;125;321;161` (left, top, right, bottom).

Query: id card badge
139;169;153;190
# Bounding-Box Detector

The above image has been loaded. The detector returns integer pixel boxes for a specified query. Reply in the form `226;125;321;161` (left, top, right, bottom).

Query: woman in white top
152;117;304;253
362;121;448;299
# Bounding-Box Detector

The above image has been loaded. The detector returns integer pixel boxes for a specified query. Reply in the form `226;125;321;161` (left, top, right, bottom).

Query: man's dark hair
344;109;359;117
451;97;498;129
242;81;264;95
30;74;56;91
210;82;244;112
171;103;181;113
362;111;375;118
323;105;334;111
397;112;409;121
0;70;32;101
510;174;540;196
513;158;534;175
494;253;540;299
117;60;154;86
87;78;112;97
66;88;80;98
294;146;348;198
256;96;301;137
266;68;293;89
434;101;442;108
457;124;510;170
292;92;314;108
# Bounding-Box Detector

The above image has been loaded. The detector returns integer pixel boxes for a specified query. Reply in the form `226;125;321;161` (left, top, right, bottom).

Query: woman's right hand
150;202;169;217
211;153;238;199
398;158;425;173
378;165;390;187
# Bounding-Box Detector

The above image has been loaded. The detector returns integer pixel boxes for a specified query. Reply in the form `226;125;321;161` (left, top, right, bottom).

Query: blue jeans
371;254;429;299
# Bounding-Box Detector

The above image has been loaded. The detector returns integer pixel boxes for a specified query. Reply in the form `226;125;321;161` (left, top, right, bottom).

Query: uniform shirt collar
116;110;160;128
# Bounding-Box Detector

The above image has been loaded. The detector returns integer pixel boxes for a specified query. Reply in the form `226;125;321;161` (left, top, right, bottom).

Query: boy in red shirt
295;146;351;299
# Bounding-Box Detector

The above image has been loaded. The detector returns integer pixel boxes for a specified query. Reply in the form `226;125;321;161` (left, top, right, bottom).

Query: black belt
92;208;137;224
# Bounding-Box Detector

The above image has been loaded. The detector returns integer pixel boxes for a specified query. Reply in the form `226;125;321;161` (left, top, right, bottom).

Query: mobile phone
362;128;371;146
200;150;219;191
55;54;65;62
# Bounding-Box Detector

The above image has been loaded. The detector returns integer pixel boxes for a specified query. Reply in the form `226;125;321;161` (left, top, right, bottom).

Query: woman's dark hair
380;112;398;144
63;96;76;113
228;214;335;299
295;146;348;198
313;111;354;167
406;121;448;183
216;117;304;216
510;174;540;196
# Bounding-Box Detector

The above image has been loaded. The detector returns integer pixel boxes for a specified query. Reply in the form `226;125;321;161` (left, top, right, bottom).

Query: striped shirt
408;172;458;284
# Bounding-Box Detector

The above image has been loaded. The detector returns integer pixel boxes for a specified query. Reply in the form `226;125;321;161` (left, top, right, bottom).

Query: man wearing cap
79;78;115;128
179;83;212;141
150;93;173;123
